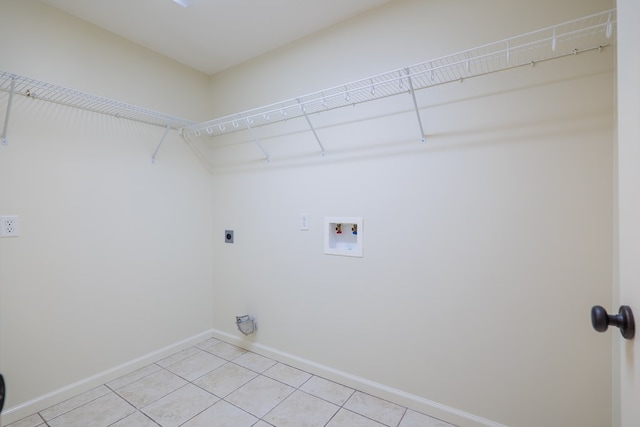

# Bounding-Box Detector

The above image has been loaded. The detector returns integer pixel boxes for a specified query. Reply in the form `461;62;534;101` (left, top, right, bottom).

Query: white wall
615;0;640;426
0;1;214;423
0;0;617;426
206;0;615;426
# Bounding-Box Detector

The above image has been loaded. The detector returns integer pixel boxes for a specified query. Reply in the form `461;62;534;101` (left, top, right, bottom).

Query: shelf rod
151;126;170;164
405;68;426;143
298;100;326;156
188;9;614;141
245;119;270;163
1;76;16;145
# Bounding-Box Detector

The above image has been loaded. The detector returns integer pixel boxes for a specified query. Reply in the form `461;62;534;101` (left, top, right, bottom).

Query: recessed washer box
324;217;363;257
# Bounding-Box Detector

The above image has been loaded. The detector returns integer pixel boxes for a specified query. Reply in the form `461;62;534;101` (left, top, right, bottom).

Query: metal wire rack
0;71;197;141
187;9;616;148
0;70;198;161
1;9;616;159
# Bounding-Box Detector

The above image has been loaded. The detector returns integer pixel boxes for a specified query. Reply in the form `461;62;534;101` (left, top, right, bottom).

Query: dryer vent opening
236;315;257;335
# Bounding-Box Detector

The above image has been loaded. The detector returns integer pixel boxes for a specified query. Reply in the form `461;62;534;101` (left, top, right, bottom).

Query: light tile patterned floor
7;337;457;427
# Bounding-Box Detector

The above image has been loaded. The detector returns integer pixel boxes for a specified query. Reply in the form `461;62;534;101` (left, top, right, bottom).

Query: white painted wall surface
616;0;640;425
207;0;615;426
0;0;617;426
0;1;214;423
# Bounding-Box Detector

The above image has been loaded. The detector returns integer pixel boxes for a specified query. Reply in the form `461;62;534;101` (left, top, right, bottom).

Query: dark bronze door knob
591;305;635;340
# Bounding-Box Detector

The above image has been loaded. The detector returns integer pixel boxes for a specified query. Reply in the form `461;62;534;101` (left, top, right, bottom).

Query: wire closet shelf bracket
185;9;616;159
0;71;198;162
1;9;616;162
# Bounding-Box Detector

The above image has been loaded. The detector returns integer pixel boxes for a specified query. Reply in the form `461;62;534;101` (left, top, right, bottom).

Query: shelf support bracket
245;119;270;163
405;68;426;143
2;76;16;146
298;100;326;156
151;125;170;164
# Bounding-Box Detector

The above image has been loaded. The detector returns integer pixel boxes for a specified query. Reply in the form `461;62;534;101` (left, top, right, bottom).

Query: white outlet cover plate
300;213;309;231
0;215;20;237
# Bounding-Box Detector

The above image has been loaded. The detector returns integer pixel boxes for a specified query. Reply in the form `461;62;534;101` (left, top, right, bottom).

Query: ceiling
41;0;393;76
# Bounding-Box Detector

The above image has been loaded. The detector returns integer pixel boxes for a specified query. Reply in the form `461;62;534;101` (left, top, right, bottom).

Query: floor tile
115;369;188;408
201;341;247;360
107;364;162;391
157;346;202;368
226;375;294;418
300;376;354;406
109;411;160;427
46;392;135;427
165;350;226;381
195;337;221;353
398;410;457;427
263;390;339;427
344;392;406;427
263;363;312;388
326;408;387;427
40;385;111;421
141;383;218;427
194;362;257;397
181;399;258;427
233;351;277;373
13;338;432;427
5;413;46;427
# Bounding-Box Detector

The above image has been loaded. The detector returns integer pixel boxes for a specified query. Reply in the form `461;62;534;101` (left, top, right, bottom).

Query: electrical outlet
300;213;309;231
225;230;234;243
0;215;20;237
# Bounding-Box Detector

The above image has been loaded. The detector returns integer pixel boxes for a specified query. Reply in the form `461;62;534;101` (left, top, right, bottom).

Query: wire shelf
0;9;616;147
0;71;197;130
187;9;615;139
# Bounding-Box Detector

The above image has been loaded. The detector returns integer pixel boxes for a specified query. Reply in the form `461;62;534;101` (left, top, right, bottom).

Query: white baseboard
2;328;506;427
1;329;214;426
210;328;508;427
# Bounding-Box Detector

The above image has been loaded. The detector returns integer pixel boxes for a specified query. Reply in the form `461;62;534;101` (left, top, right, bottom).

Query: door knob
0;373;5;413
591;305;635;340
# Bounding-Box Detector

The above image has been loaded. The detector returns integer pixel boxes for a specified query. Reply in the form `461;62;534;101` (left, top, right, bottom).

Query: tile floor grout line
172;396;220;427
323;407;385;427
217;398;257;422
255;383;297;424
103;398;141;427
395;407;410;427
37;385;111;424
8;338;456;427
189;366;267;424
124;410;162;427
105;363;164;393
256;371;354;427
